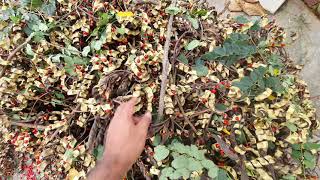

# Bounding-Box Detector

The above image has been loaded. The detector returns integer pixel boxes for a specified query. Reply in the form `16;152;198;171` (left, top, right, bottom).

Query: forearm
87;159;123;180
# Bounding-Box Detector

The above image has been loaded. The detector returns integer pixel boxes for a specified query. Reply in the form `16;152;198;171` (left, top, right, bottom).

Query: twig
0;33;34;78
9;121;47;130
47;104;80;143
133;0;158;5
174;95;197;133
212;134;239;161
137;161;151;180
157;0;177;122
87;116;99;153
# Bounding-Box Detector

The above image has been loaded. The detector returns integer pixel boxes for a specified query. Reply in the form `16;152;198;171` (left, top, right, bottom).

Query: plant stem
157;0;177;122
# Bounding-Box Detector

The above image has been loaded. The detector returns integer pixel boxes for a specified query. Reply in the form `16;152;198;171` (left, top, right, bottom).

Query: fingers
136;112;151;136
122;97;137;116
114;98;137;119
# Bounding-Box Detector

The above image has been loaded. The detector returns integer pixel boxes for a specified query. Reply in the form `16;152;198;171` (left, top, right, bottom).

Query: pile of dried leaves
0;0;319;179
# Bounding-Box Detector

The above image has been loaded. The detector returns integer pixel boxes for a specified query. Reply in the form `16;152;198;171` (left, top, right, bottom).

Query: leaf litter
0;0;319;179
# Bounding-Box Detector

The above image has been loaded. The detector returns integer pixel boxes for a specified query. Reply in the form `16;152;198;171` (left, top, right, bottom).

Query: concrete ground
208;0;320;176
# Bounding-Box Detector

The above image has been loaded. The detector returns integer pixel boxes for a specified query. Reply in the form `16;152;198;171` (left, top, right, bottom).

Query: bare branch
157;0;177;122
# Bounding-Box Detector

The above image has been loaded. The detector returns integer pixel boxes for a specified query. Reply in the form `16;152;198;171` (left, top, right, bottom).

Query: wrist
88;158;123;180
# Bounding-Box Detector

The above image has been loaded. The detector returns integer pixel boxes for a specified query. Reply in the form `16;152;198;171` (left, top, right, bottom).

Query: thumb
136;112;151;131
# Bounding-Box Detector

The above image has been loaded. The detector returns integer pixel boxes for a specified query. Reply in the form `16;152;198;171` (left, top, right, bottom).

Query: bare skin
88;98;151;180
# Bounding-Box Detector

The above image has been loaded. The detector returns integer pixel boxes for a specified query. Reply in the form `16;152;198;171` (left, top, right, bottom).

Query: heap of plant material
0;0;319;179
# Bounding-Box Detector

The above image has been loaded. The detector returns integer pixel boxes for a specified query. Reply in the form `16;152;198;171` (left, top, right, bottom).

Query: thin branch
212;134;239;161
133;0;158;5
87;116;99;152
0;33;34;78
157;0;177;122
174;95;197;133
9;121;47;130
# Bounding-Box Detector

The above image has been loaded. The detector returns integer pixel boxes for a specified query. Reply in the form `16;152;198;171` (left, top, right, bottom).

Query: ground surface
208;0;320;176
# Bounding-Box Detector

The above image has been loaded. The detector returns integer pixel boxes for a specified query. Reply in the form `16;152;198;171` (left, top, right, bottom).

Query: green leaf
161;167;174;178
165;6;181;15
216;169;230;180
25;44;35;56
265;77;284;93
190;145;206;160
303;158;316;169
281;175;296;180
285;122;297;132
291;144;301;150
193;59;208;77
41;0;56;16
185;40;201;51
177;54;188;64
152;134;161;146
235;15;249;24
215;104;228;112
291;149;302;160
187;16;199;29
38;22;48;32
303;151;314;161
170;142;190;154
191;9;208;17
154;145;170;161
93;145;104;160
53;91;65;100
117;27;126;35
201;160;217;170
97;13;111;27
187;157;203;171
92;40;103;51
82;46;91;57
171;155;188;169
303;143;320;150
31;0;43;8
175;168;190;179
208;168;219;179
202;33;256;65
233;77;253;93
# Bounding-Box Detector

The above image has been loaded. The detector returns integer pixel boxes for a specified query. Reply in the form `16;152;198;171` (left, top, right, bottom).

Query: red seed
223;119;230;126
219;149;225;156
235;117;240;121
220;81;225;85
280;43;285;47
210;89;217;94
215;144;220;149
82;31;89;37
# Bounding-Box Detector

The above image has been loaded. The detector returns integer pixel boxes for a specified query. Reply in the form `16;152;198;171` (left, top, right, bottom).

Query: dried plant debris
0;0;319;179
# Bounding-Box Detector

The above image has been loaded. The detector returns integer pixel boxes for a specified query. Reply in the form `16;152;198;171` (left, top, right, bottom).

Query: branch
9;121;47;130
0;33;34;78
212;134;239;161
87;116;99;153
157;0;177;122
133;0;158;5
174;95;197;133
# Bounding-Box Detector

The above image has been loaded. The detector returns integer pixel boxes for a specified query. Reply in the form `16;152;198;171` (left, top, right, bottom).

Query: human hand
88;98;151;180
